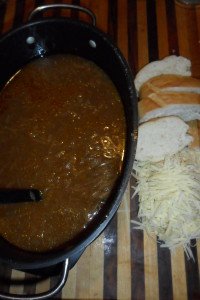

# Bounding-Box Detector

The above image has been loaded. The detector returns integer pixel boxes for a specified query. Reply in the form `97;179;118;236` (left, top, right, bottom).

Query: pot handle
28;4;96;26
0;259;69;300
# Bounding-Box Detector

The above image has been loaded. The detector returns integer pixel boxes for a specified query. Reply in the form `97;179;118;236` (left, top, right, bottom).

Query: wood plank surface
117;183;131;300
0;1;199;299
156;0;169;58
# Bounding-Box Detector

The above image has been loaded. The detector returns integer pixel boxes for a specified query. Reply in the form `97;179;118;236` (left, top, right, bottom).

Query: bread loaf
134;55;200;123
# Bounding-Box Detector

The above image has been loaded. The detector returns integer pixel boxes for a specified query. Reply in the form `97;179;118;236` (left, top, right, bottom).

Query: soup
0;54;125;252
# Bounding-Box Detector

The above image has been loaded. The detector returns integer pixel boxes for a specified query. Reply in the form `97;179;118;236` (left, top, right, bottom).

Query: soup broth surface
0;54;125;252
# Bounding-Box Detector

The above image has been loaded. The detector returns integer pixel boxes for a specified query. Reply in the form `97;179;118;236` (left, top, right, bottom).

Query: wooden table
0;0;199;299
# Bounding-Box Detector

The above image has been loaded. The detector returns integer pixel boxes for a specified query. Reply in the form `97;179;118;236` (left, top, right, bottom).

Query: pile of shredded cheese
132;148;200;259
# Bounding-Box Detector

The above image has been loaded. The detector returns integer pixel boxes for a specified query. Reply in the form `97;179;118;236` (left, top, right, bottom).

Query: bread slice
135;116;193;162
139;92;200;123
140;74;200;98
134;55;191;93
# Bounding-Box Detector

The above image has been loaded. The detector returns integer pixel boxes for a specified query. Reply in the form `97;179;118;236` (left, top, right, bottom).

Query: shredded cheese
132;148;200;260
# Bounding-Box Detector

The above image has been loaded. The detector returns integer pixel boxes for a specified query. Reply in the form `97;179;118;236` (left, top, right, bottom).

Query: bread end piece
135;116;193;162
134;55;191;93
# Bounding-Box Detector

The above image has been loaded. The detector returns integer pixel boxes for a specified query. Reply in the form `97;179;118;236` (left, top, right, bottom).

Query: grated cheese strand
132;148;200;260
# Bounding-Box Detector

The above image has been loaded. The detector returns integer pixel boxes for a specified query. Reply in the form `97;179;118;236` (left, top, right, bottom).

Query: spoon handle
0;189;42;204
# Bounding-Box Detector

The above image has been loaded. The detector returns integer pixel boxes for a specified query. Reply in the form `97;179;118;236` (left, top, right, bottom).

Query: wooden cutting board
0;1;199;299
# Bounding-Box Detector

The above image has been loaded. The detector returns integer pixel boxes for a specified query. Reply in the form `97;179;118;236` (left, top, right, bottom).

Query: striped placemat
0;1;199;299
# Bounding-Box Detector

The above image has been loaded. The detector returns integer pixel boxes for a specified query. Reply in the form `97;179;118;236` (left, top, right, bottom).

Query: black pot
0;4;138;299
